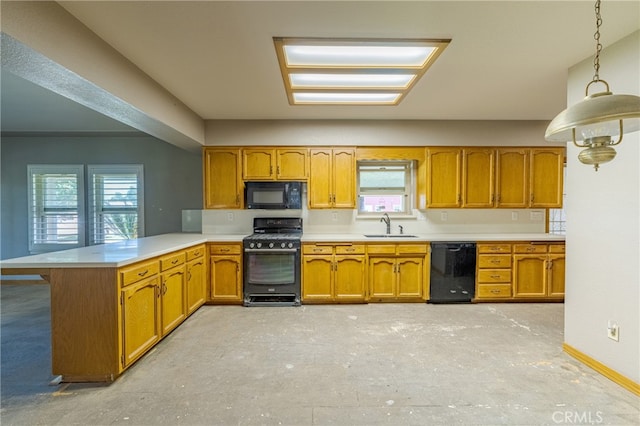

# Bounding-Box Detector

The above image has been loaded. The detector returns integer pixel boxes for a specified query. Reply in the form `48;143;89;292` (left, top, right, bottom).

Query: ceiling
2;1;639;133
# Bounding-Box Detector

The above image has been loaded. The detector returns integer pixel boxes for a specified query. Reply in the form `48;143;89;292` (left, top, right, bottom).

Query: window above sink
357;160;415;216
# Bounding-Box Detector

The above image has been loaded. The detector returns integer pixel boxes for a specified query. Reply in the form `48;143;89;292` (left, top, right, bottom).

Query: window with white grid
548;163;567;235
357;160;414;215
88;165;144;244
27;165;85;253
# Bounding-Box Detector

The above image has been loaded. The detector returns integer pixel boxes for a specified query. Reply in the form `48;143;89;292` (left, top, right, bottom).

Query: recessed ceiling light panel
293;92;401;105
274;37;451;106
289;73;415;89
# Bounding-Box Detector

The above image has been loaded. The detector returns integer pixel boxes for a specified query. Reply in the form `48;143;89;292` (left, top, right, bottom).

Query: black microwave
245;181;303;209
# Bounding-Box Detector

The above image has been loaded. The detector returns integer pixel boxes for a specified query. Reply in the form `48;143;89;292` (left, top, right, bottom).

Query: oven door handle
244;248;299;253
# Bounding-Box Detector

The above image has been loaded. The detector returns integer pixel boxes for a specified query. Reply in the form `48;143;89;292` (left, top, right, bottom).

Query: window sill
355;213;419;221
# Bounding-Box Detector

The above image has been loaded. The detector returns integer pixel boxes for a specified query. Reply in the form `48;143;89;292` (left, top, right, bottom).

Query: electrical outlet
440;211;448;222
227;212;234;221
607;321;620;342
511;211;519;221
332;212;338;221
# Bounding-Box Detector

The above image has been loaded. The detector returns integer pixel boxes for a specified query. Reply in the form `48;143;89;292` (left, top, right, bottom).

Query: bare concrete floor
1;284;638;425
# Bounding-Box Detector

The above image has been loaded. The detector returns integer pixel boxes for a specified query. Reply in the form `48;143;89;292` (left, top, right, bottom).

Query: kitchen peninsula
1;231;564;383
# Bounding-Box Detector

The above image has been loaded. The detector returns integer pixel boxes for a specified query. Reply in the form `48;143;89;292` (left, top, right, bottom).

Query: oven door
243;248;300;290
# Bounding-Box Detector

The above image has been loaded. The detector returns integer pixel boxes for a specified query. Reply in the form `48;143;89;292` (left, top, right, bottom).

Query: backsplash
190;207;546;235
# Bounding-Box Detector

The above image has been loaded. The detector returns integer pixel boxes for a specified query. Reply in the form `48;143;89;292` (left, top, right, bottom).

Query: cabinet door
462;148;495;208
530;148;564;208
121;277;161;367
160;266;186;336
210;255;242;302
397;257;424;298
302;255;334;301
426;148;461;207
243;149;276;180
332;148;356;208
186;257;206;315
513;255;547;297
334;255;366;302
308;149;333;208
277;148;308;180
369;257;396;298
203;148;243;209
548;254;565;298
496;148;529;208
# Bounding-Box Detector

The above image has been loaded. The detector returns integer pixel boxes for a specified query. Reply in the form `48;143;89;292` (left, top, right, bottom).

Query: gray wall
0;134;202;259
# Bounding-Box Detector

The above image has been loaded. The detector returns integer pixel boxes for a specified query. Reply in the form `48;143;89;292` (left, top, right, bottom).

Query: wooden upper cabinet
277;148;308;180
243;149;275;180
308;149;333;208
243;148;308;181
308;148;355;209
332;148;356;208
203;148;243;209
495;148;529;208
530;148;564;208
462;148;495;208
426;147;462;208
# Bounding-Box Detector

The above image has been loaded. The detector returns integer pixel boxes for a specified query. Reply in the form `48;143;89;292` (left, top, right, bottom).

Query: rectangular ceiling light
274;37;451;106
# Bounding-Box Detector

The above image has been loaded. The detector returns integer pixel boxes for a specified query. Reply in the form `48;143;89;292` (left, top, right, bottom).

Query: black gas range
242;217;302;307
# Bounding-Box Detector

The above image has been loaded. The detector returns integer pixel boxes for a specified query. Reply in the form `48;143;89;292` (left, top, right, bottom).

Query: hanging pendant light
545;0;640;171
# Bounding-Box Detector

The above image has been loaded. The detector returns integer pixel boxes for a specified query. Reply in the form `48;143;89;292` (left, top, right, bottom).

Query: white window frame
27;165;85;254
548;163;567;235
357;160;414;216
88;165;145;245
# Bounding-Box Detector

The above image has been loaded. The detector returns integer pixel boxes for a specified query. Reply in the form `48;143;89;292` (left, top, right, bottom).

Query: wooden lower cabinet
476;243;513;300
367;244;429;302
476;242;565;302
159;253;187;336
302;243;366;303
186;246;206;315
121;275;161;368
208;243;243;303
35;244;206;382
513;243;565;300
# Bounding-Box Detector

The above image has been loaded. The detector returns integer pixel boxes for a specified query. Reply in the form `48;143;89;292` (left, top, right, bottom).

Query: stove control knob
249;242;255;249
269;242;274;248
256;242;262;249
281;242;286;248
288;242;294;249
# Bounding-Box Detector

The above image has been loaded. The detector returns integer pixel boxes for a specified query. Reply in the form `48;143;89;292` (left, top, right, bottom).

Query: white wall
564;31;640;382
205;119;561;147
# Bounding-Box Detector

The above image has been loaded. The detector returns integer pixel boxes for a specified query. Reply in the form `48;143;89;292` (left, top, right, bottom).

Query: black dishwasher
429;242;476;303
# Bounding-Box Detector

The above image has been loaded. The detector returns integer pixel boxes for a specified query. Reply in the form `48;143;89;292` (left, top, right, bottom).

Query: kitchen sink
364;234;418;238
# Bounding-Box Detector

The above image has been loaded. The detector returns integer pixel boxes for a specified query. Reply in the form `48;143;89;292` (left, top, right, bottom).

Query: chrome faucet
380;213;391;235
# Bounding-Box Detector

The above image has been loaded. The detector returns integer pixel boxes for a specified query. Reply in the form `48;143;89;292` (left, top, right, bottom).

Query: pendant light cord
592;0;603;83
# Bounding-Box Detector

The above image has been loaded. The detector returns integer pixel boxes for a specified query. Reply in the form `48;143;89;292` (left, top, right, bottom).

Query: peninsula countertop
1;232;565;269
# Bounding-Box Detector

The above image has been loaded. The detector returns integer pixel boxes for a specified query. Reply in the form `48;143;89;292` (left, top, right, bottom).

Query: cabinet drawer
209;244;242;255
335;244;365;255
366;244;397;255
397;244;428;255
477;244;511;254
160;252;186;271
477;284;512;298
548;244;565;253
303;245;334;255
120;260;159;287
478;255;511;268
477;269;511;283
513;243;548;254
186;245;205;261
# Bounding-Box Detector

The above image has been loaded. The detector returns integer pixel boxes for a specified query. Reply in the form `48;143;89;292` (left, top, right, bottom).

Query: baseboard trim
563;343;640;396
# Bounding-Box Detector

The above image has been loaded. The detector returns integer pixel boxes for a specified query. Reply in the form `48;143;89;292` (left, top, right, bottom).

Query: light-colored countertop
302;233;566;243
1;232;565;269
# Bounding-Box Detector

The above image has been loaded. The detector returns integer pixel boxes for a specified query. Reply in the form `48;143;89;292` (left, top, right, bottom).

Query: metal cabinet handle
137;270;149;277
